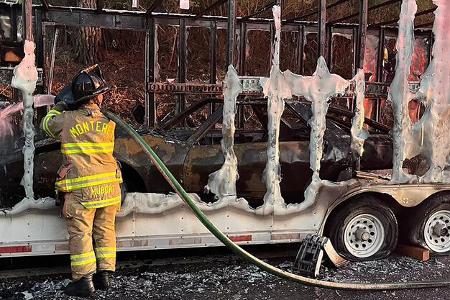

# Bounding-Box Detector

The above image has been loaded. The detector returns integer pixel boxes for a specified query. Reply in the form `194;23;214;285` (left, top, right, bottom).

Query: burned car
0;98;392;209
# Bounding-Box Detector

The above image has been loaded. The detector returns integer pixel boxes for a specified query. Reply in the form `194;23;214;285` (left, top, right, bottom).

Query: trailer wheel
407;195;450;254
326;196;398;261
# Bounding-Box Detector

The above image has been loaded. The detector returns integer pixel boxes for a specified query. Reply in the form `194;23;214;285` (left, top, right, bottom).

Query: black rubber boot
64;275;95;297
93;270;112;290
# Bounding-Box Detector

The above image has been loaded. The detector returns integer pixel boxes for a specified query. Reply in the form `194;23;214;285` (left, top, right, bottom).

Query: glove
54;85;73;107
53;101;69;112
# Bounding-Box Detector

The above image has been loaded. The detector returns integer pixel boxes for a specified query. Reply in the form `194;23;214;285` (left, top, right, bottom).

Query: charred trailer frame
1;1;449;263
0;1;436;126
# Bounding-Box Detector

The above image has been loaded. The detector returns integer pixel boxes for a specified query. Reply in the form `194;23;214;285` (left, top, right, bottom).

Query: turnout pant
63;192;119;280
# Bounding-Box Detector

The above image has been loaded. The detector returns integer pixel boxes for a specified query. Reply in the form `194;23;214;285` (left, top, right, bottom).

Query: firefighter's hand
54;85;72;109
53;101;69;112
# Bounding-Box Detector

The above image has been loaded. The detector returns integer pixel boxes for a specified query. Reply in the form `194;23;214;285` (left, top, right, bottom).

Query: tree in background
74;0;105;65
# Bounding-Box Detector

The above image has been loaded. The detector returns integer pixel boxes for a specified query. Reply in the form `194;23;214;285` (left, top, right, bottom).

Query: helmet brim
74;86;110;103
55;85;110;106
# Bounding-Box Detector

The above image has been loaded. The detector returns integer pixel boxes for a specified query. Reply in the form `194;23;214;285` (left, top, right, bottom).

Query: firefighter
40;65;122;297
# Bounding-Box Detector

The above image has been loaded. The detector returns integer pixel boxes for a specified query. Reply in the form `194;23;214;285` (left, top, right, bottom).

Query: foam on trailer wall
259;5;288;214
271;5;281;68
117;193;256;217
205;65;242;200
389;0;417;183
418;0;450;183
11;40;38;200
389;0;450;184
208;5;351;213
283;58;350;211
260;60;290;213
1;197;56;215
351;69;368;157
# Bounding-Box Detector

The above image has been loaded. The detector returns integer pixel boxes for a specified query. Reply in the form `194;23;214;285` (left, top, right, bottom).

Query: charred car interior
1;95;393;209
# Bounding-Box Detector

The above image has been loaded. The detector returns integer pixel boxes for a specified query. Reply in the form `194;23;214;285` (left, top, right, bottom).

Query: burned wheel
407;195;450;254
423;210;450;253
325;196;398;261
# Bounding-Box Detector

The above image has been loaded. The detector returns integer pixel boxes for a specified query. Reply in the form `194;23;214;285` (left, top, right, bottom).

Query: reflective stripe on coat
41;102;122;208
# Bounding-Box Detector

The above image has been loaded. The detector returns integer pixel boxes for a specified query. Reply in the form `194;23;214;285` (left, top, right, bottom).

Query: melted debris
1;255;450;300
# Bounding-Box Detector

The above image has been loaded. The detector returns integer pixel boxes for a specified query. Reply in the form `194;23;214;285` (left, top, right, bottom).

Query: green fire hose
106;111;450;290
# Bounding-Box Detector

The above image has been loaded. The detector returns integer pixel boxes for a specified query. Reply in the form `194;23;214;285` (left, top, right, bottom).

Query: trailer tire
406;194;450;254
326;196;398;261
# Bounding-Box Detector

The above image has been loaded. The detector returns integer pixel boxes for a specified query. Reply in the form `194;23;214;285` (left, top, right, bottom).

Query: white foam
205;65;241;200
283;58;349;210
350;69;368;157
259;5;290;213
11;41;38;93
11;40;39;200
180;0;189;10
418;0;450;183
117;193;255;217
389;0;417;183
389;0;450;184
272;5;281;68
1;197;56;215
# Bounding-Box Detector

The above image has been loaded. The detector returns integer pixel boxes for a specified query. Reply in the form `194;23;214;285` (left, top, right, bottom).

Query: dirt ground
1;251;450;300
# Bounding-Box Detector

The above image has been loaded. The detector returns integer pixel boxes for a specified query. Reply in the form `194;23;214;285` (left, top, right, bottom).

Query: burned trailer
1;0;450;263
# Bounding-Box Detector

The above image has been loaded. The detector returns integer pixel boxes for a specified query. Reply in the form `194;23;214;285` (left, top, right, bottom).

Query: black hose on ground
106;110;450;290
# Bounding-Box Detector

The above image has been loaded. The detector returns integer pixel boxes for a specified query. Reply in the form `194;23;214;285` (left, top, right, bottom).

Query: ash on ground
1;255;450;300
